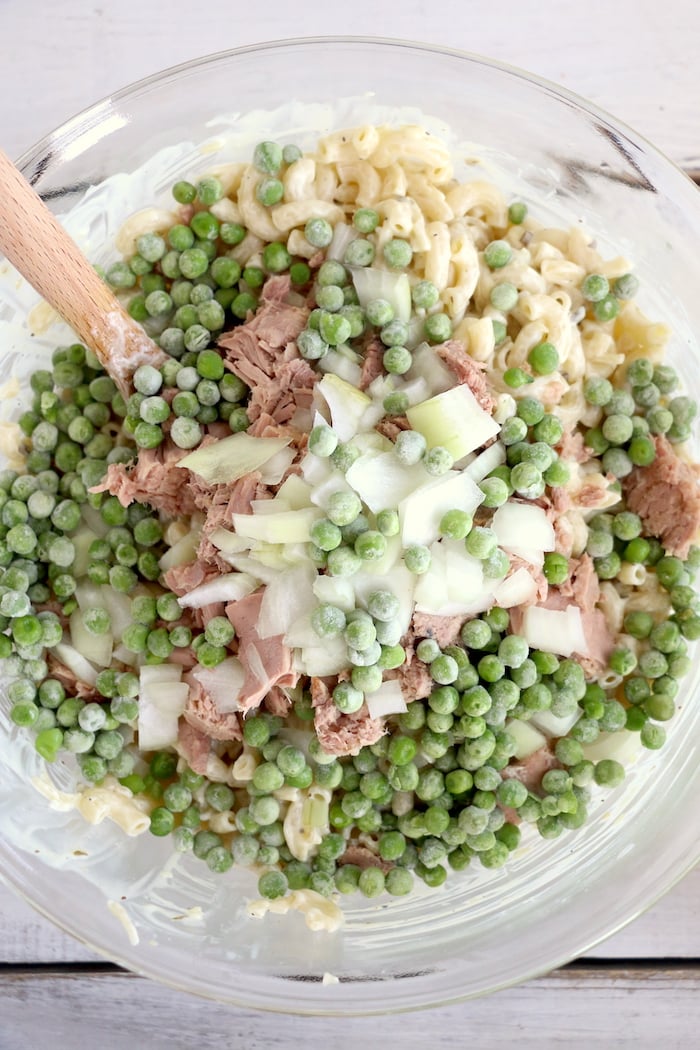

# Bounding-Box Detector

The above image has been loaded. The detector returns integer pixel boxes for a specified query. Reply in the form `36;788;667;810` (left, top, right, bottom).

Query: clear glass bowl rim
1;34;699;1016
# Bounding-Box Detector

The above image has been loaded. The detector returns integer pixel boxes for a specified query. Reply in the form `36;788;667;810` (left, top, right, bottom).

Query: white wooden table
1;3;699;1045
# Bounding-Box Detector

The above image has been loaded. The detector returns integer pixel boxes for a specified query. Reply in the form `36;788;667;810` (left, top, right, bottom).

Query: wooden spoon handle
0;149;165;395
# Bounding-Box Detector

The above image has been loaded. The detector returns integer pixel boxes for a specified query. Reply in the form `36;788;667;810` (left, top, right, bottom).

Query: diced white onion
406;385;500;461
177;432;291;485
312;575;356;612
521;606;589;657
69;609;113;668
399;469;483;547
192;658;245;714
317;374;372;442
99;586;133;641
316;350;363;387
581;729;642;766
276;475;314;510
326;221;357;261
256;563;317;639
232;507;322;544
258;447;296;485
177;572;258;609
508;546;545;570
491;502;556;553
351;268;411;323
159;530;201;572
492;567;538;608
366;680;408;719
140;664;183;685
137;680;189;752
297;637;350;677
464;442;506;483
505;719;547;760
529;707;581;737
345;452;426;514
407;342;455;397
250;498;291;515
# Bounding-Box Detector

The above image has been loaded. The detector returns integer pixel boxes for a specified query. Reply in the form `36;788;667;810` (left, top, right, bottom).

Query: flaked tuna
224;590;298;712
623;434;700;558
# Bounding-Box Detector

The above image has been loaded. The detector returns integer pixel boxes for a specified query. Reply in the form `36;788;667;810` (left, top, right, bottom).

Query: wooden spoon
0;149;166;396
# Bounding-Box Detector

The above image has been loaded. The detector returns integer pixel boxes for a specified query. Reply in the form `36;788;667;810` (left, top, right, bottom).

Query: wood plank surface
1;0;699;171
1;967;699;1050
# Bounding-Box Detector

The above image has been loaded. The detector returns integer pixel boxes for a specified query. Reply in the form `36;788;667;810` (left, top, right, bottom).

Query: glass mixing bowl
1;37;699;1015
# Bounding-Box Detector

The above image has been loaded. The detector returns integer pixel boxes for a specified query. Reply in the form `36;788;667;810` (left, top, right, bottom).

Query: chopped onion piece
250;498;292;515
276;475;314;510
138;679;189;752
353;564;416;634
366;680;407;719
399;469;483;547
464;442;506;483
192;658;245;714
257;563;317;639
317;374;372;442
69;609;113;668
99;586;133;641
312;575;356;612
177;572;258;609
401;376;431;406
491;502;555;553
71;528;99;578
316;350;363;387
367;375;397;401
140;664;183;685
51;642;98;686
407;342;458;397
297;637;350;677
521;606;589;657
529;707;581;738
159;530;201;572
492;567;538;608
406;385;500;461
208;528;254;555
232;507;322;544
75;581;106;613
508;546;545;570
221;554;285;585
309;475;353;511
176;432;291;485
581;729;642;766
352;268;411;323
259;447;296;485
326;221;357;261
345;452;426;514
505;719;547;760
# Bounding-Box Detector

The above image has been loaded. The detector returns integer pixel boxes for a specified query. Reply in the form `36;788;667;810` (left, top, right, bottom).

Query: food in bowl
2;119;699;920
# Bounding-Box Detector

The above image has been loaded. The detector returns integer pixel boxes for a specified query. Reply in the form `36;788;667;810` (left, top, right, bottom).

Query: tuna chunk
359;336;384;391
556;429;593;464
187;469;272;571
384;638;434;702
623;434;700;558
264;685;292;716
310;676;385;756
501;745;560;794
218;275;314;426
91;441;197;518
375;415;411;442
338;844;392;873
162;560;226;629
411;611;465;648
434;339;495;413
176;719;212;775
224;591;298;712
183;675;243;742
510;553;613;677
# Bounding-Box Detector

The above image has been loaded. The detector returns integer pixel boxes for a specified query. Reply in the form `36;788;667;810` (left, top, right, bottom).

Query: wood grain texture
1;0;699;171
1;967;699;1049
0;151;164;391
